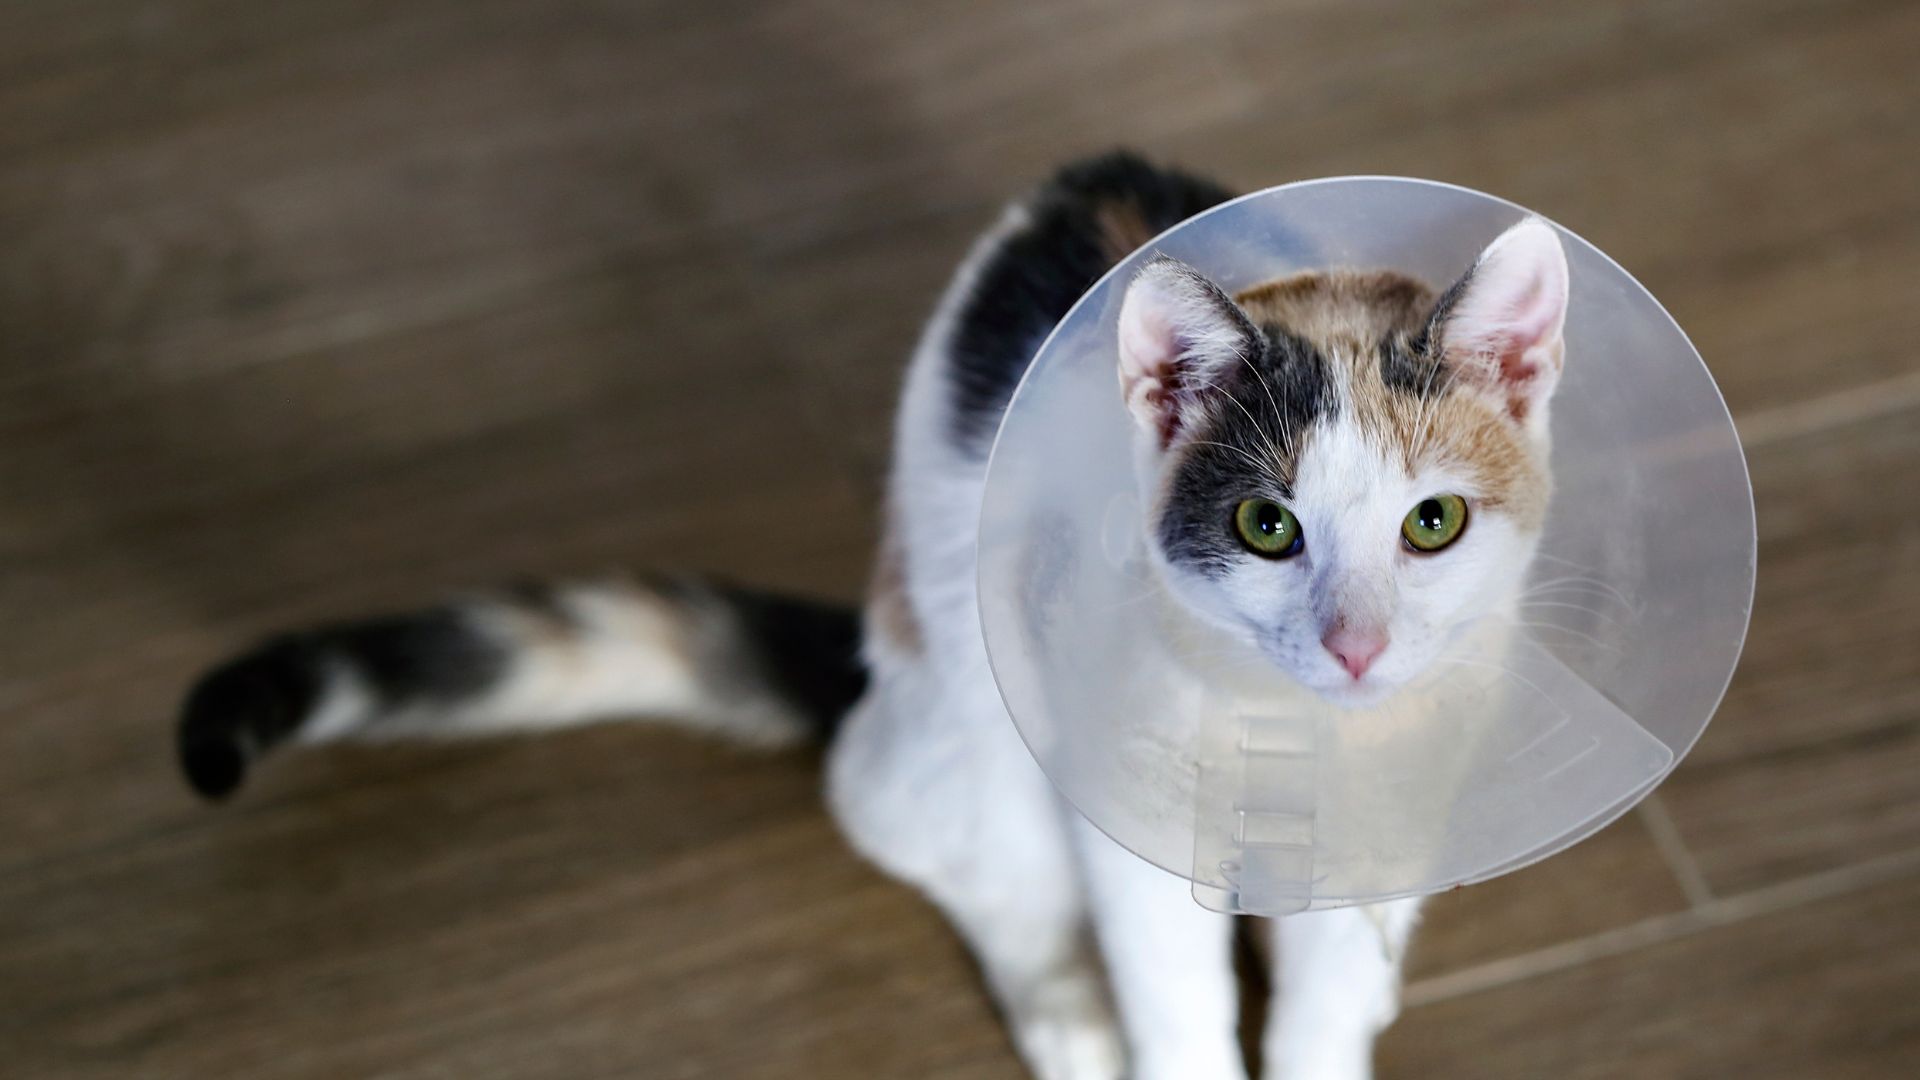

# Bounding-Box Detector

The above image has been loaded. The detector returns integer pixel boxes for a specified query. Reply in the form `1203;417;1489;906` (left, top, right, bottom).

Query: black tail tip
177;666;256;800
175;637;325;801
179;729;246;800
175;656;286;802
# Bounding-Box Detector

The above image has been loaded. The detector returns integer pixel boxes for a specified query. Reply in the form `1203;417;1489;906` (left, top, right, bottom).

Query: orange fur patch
1236;270;1550;528
866;524;924;657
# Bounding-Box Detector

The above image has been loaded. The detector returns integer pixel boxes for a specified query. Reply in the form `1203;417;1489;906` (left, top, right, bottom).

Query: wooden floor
4;1;1918;1076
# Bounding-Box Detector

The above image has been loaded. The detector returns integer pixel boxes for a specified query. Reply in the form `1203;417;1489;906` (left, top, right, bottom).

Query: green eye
1233;499;1304;558
1402;494;1470;552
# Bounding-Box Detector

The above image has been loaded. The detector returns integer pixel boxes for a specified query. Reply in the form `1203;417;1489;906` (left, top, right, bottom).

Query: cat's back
936;151;1236;461
875;153;1234;667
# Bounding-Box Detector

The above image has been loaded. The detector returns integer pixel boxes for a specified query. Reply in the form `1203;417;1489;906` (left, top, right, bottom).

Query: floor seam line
1635;794;1716;908
1731;367;1920;448
1402;845;1920;1008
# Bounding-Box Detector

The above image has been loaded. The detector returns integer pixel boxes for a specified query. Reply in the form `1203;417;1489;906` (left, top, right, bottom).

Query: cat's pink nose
1322;627;1388;680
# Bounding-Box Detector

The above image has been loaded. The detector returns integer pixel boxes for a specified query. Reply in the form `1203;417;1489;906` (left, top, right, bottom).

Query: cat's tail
175;577;866;800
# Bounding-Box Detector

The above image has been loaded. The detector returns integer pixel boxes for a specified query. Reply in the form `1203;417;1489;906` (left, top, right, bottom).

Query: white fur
825;215;1564;1079
1266;899;1424;1080
298;662;378;743
828;203;1128;1079
300;584;811;748
1073;816;1244;1080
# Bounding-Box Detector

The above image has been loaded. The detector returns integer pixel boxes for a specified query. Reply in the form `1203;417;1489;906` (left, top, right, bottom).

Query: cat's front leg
1264;898;1423;1080
1073;816;1249;1080
828;680;1125;1080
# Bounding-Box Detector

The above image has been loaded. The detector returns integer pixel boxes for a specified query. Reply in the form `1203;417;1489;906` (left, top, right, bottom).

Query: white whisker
1514;598;1630;629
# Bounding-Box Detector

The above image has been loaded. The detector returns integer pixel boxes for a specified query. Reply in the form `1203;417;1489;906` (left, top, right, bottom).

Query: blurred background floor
2;1;1917;1076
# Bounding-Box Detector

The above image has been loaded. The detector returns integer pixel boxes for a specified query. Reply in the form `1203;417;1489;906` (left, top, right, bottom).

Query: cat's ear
1431;217;1570;430
1117;256;1259;448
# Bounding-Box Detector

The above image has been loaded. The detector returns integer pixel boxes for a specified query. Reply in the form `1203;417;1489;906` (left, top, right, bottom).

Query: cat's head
1117;218;1569;705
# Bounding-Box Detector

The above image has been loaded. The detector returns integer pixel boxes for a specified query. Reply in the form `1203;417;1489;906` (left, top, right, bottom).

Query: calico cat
176;151;1569;1080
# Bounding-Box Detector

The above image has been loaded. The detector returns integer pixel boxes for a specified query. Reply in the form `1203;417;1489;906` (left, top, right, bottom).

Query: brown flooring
2;1;1917;1076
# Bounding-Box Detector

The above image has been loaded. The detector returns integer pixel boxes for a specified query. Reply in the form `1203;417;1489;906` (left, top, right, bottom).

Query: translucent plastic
976;178;1755;915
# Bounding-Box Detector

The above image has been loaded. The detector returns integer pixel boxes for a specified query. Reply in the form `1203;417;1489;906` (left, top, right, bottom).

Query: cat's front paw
1264;1034;1375;1080
1011;1011;1125;1080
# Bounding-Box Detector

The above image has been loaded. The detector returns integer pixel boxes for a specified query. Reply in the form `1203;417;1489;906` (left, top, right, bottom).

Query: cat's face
1117;218;1569;706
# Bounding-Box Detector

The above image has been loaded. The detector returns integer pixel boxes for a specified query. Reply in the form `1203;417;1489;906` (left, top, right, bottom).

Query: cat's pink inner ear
1117;270;1185;445
1441;217;1571;423
1116;258;1246;448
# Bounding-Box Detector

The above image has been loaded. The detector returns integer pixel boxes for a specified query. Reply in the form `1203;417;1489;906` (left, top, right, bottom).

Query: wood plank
0;727;1017;1079
7;0;1915;425
752;0;1920;468
1659;402;1920;893
1379;868;1920;1079
1408;812;1689;981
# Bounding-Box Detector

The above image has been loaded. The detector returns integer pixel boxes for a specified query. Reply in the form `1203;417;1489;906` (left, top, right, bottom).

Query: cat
175;150;1569;1080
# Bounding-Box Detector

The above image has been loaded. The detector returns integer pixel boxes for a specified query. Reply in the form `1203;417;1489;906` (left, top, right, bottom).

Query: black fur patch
715;586;867;737
1382;259;1476;400
329;610;507;705
1410;260;1476;361
1156;328;1336;576
1258;326;1338;437
176;609;507;799
178;637;327;799
945;150;1234;455
1378;333;1451;400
